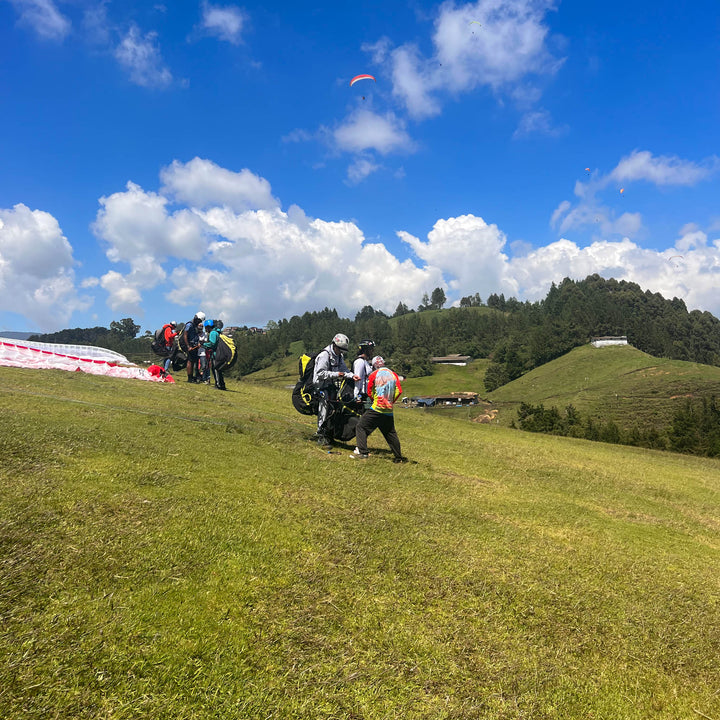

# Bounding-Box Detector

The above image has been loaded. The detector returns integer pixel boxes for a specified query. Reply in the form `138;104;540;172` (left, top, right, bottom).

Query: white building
591;336;628;348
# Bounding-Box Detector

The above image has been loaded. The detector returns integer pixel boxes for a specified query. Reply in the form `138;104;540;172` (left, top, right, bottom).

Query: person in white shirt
352;340;375;401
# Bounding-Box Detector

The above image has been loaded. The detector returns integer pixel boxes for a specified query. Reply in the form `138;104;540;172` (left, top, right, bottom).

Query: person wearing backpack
162;322;180;374
202;319;227;390
312;333;359;448
181;312;205;383
351;356;405;463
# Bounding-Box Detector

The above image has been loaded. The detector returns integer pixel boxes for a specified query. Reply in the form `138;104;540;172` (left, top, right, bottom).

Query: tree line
27;275;720;388
514;399;720;458
237;275;720;385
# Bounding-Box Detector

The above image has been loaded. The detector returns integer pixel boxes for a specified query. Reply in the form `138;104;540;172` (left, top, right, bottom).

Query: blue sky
1;0;719;334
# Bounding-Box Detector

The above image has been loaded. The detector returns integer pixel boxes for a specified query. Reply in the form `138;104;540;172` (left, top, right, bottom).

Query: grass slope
401;359;491;398
488;344;720;429
1;366;720;719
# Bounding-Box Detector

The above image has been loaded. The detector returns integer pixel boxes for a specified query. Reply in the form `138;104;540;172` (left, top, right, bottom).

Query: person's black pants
355;409;401;459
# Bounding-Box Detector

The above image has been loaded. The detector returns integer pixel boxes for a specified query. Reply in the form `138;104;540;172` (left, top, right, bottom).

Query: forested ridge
230;274;720;388
28;275;720;390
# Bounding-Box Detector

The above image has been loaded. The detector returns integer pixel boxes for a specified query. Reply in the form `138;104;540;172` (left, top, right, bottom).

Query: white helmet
194;311;206;322
371;355;385;369
332;333;350;351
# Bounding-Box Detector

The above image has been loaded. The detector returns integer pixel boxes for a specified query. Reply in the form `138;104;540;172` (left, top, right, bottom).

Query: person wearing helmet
202;319;226;390
312;333;359;448
182;311;206;383
353;340;375;401
351;355;405;462
197;319;210;384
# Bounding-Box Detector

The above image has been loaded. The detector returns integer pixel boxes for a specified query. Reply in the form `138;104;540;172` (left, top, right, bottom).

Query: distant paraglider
668;254;684;269
619;188;625;194
349;74;376;87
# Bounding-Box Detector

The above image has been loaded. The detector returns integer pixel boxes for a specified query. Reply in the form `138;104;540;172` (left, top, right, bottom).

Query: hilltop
488;343;720;431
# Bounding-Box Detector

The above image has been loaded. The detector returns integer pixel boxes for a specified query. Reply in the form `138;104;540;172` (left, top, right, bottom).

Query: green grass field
1;365;720;719
488;344;720;430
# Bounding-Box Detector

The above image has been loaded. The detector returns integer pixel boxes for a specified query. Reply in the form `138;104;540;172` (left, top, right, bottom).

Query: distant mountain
0;331;35;340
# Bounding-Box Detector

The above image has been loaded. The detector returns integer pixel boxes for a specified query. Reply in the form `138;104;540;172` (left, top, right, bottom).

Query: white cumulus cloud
610;149;719;187
374;0;563;120
160;157;279;212
333;109;414;156
0;204;89;329
83;159;720;327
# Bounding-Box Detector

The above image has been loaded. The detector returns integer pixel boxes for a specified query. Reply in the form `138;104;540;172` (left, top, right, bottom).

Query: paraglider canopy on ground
0;338;174;383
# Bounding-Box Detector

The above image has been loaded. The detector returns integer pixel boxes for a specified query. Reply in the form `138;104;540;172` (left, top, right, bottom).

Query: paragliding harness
291;350;364;441
170;338;188;371
292;351;325;416
150;324;175;358
211;331;237;372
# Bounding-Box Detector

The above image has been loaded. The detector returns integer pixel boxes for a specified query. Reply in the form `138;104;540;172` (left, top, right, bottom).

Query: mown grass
1;366;719;719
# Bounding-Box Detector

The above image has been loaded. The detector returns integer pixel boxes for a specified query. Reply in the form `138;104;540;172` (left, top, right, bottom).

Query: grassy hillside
488;343;720;430
401;359;491;397
2;365;720;718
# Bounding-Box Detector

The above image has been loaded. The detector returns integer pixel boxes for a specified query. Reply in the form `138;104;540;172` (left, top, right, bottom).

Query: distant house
404;392;479;407
591;336;628;348
248;327;266;335
430;354;472;366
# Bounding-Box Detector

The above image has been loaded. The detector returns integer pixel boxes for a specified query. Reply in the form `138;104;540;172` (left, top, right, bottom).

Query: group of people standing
313;333;405;463
159;311;228;391
162;320;404;461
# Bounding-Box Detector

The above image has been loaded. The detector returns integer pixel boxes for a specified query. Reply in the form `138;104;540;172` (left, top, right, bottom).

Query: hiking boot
393;456;408;464
350;452;369;460
317;438;333;450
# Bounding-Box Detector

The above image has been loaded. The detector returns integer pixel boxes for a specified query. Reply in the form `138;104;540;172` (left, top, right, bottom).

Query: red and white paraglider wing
349;74;376;87
0;338;172;383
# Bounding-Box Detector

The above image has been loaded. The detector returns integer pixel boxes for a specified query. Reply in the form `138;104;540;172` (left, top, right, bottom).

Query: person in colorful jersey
351;355;406;463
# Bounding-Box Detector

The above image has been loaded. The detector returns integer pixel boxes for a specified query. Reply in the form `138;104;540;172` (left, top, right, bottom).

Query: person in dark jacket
182;311;205;383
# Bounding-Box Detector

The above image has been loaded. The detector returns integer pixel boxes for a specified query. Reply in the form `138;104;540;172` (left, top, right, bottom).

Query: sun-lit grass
401;359;491;398
488;344;720;429
1;365;720;719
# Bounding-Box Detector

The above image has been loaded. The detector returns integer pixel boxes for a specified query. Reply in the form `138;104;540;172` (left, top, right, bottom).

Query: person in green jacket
202;319;226;391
